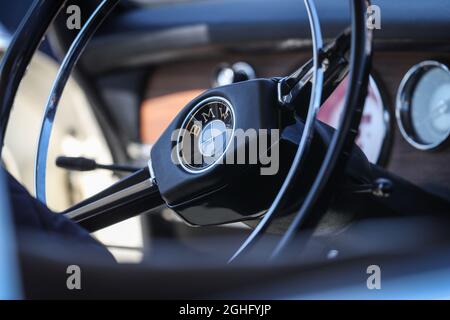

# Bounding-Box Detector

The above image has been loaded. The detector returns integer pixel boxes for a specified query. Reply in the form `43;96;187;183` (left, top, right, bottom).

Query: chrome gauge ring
396;61;450;151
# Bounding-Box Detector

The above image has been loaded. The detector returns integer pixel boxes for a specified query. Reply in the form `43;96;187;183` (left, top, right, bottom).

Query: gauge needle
416;100;450;126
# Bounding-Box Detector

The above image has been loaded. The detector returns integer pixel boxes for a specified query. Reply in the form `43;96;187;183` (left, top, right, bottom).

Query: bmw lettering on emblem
177;97;235;173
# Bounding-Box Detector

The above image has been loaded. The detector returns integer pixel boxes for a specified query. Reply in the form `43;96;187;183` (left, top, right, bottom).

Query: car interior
1;0;450;299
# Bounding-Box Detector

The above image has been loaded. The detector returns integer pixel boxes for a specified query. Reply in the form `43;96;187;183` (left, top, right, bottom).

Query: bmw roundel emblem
177;96;235;173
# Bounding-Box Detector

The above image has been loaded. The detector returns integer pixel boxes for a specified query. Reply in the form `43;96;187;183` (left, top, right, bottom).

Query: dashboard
70;0;450;204
139;50;450;202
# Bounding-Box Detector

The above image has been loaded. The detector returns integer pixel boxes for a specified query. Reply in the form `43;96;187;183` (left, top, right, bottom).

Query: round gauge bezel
176;96;236;174
396;60;450;151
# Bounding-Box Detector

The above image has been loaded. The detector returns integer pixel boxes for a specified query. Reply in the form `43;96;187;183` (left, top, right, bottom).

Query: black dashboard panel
83;0;450;74
98;0;450;42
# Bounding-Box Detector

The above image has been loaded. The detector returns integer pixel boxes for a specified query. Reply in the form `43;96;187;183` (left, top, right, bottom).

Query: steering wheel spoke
64;166;163;232
278;29;351;109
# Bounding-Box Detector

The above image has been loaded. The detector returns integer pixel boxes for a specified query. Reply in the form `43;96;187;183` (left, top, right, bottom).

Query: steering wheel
0;0;372;262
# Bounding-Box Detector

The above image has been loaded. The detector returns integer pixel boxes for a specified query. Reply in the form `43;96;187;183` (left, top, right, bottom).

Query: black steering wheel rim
271;0;373;259
0;0;372;263
230;0;372;261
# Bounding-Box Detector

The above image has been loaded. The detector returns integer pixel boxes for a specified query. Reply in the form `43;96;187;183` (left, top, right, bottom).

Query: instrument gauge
396;61;450;150
318;76;390;164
